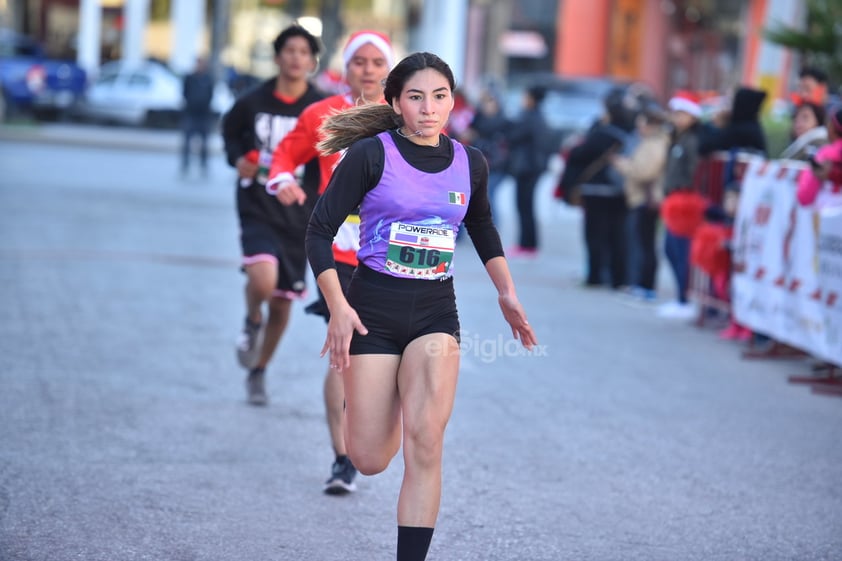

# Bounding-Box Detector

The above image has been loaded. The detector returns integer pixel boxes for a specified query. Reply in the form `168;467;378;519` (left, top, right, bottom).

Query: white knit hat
342;30;394;69
668;90;702;118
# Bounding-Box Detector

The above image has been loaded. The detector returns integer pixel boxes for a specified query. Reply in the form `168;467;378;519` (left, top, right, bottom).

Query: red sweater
268;94;377;266
268;94;351;196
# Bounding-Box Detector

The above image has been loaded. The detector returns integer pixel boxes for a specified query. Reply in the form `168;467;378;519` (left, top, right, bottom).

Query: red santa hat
668;90;702;118
342;30;394;70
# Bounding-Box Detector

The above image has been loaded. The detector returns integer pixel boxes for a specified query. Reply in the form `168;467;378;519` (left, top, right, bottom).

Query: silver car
77;59;233;127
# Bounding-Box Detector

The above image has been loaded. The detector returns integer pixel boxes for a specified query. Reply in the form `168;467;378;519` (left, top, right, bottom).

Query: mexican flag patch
448;191;466;205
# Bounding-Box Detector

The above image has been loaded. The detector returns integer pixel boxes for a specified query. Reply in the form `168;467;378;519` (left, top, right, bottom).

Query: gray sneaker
236;317;263;369
324;457;357;495
245;367;268;406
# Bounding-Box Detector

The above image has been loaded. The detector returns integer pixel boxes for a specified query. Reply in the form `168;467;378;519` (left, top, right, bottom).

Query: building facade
554;0;805;101
1;0;806;104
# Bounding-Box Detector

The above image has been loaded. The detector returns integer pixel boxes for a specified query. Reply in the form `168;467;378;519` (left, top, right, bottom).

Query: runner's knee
402;422;444;471
347;429;401;475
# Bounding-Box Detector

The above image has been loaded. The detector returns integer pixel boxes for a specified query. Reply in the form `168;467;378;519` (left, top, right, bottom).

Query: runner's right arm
306;137;382;276
220;98;259;179
266;104;321;204
306;138;379;371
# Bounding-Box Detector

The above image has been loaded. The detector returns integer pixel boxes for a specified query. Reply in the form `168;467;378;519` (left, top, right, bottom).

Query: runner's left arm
462;146;505;263
484;256;538;349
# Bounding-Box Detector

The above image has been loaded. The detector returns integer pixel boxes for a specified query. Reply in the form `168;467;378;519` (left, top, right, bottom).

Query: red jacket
268;94;361;265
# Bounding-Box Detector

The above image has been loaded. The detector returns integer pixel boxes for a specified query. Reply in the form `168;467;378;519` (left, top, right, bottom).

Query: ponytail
318;104;403;155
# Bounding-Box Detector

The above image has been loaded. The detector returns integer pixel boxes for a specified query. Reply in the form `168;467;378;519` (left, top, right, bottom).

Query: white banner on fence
732;159;842;365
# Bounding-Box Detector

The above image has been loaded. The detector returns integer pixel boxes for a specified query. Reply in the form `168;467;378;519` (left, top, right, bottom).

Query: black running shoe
324;457;357;495
245;367;267;406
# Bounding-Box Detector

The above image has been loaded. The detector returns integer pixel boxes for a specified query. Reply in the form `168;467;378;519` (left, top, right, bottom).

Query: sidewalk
0;121;225;153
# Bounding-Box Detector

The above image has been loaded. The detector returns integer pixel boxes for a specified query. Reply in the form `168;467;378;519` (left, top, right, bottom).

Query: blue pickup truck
0;29;87;121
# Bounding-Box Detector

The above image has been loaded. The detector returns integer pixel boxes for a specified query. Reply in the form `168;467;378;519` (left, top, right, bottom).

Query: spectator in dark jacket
505;86;552;256
181;56;216;177
562;87;635;287
699;86;767;157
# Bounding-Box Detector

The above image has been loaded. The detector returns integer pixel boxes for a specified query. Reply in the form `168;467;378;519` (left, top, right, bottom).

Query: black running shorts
347;264;460;355
305;261;356;322
239;220;307;297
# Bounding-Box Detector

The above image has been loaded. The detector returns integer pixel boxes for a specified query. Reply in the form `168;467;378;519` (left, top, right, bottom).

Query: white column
462;2;484;97
416;0;468;85
169;0;205;74
2;0;24;30
756;0;804;100
121;0;150;70
77;0;102;77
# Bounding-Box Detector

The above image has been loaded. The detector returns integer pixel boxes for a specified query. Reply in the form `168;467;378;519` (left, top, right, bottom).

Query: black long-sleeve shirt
220;79;324;230
306;130;504;277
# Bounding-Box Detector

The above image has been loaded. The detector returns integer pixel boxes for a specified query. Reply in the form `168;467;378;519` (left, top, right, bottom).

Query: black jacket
505;107;552;177
699;87;767;156
183;70;214;116
663;126;701;195
562;123;628;192
468;110;510;173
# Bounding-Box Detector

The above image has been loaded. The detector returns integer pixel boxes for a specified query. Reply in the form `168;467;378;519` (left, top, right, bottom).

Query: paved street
1;124;841;561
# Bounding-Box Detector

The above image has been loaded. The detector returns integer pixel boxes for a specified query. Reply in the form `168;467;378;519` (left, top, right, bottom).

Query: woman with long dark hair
306;52;537;561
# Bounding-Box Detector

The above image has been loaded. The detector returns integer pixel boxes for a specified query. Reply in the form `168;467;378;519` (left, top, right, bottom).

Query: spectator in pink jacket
797;106;842;208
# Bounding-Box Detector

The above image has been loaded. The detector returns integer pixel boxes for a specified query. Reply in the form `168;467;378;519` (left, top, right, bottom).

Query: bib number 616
399;246;441;267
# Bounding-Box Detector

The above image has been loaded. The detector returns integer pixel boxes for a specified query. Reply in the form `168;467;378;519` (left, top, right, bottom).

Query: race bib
385;222;455;279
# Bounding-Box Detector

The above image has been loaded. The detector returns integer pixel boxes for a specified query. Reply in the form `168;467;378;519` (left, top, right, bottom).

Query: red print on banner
754;204;772;226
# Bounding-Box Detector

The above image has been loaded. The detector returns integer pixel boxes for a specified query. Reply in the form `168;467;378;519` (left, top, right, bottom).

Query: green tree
764;0;842;89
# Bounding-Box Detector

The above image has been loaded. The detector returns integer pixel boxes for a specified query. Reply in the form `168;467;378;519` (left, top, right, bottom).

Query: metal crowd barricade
686;151;756;327
686;154;841;395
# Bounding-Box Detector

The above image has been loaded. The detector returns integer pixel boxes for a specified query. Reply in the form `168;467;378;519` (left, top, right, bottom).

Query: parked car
504;73;640;151
76;59;234;127
0;28;87;121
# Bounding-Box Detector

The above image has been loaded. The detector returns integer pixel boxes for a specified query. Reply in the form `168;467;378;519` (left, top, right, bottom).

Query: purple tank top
357;131;471;279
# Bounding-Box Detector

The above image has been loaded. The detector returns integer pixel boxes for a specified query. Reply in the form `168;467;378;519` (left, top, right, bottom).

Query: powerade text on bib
386;221;455;278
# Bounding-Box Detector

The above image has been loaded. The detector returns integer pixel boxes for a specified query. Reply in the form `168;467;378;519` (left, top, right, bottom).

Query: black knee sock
397;526;434;561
